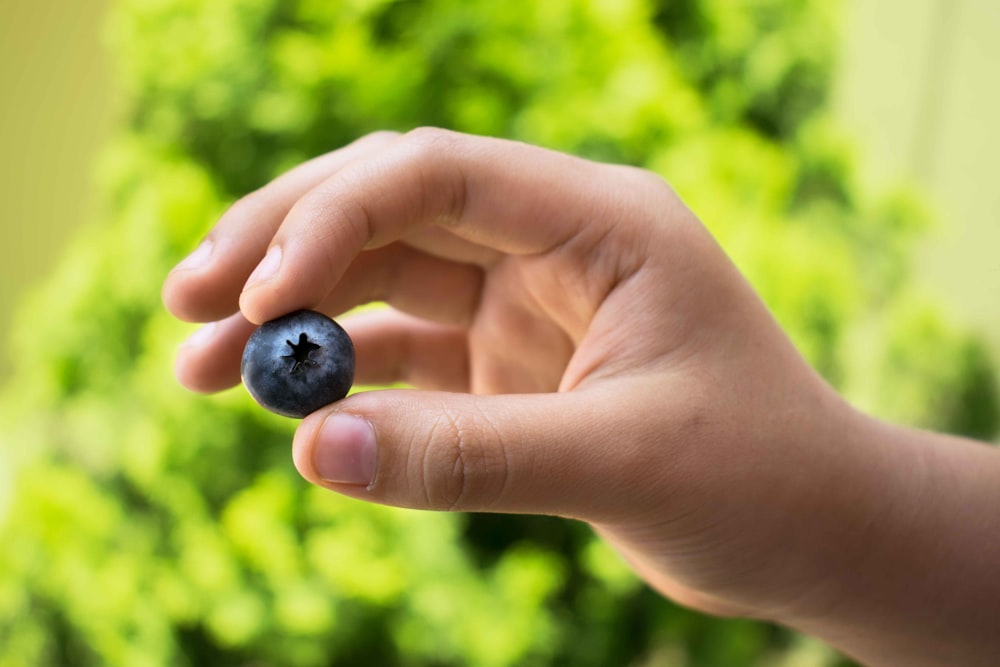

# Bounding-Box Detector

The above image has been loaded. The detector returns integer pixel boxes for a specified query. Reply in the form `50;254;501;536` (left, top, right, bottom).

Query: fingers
239;128;629;324
344;309;469;392
163;131;401;323
172;240;482;394
291;384;659;520
399;225;503;268
176;307;471;394
174;312;257;393
172;240;482;393
317;242;483;326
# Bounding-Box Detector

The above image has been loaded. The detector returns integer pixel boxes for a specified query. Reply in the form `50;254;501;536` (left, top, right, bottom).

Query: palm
464;260;576;395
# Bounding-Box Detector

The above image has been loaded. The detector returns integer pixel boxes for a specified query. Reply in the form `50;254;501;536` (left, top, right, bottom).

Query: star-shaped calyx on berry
283;332;321;374
242;310;355;418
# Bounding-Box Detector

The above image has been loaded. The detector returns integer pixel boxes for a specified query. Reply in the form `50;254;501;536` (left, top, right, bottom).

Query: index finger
163;130;400;323
238;128;636;324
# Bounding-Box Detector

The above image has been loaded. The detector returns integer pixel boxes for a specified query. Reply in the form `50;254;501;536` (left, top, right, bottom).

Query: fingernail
179;321;217;348
245;245;282;288
313;414;377;486
174;239;214;272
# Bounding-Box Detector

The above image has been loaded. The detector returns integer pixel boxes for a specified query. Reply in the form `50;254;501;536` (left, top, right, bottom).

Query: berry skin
241;310;355;418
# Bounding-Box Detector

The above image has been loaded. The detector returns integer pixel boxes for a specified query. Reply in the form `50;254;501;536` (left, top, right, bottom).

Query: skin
163;128;1000;666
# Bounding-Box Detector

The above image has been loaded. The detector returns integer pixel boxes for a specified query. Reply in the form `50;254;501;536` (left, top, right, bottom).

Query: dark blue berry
241;310;355;418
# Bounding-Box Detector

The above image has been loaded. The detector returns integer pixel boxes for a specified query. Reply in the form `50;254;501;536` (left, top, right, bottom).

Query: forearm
787;411;1000;666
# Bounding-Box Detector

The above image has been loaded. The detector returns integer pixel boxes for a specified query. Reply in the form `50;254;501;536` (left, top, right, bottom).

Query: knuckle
398;127;469;224
616;163;678;198
360;129;401;144
418;404;508;511
292;177;375;251
221;191;282;249
402;126;456;152
611;164;702;243
224;190;267;223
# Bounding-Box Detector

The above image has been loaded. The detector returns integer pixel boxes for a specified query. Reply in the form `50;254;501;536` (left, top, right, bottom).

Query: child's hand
163;129;1000;665
165;127;846;616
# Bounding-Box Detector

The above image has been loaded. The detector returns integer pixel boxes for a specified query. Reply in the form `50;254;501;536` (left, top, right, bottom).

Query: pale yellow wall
835;0;1000;344
0;0;113;377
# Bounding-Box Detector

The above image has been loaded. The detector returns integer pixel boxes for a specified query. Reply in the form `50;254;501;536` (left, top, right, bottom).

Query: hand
164;126;853;617
163;129;1000;665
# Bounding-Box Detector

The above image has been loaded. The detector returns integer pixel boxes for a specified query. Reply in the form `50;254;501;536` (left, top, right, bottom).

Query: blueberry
241;310;355;418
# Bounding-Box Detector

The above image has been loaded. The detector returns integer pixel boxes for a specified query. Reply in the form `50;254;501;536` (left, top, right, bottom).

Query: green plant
1;1;994;665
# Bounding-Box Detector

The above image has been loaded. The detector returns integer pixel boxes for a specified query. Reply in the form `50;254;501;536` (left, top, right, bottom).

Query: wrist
742;395;899;626
779;410;1000;666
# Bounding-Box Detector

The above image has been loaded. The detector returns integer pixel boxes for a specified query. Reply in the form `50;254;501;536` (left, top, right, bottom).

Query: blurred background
1;1;998;665
0;0;114;379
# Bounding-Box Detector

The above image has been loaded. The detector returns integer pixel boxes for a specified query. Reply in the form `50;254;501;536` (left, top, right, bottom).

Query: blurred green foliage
1;0;996;665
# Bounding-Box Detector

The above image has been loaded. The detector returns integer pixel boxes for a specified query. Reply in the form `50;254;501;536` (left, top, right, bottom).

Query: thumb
292;387;651;520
